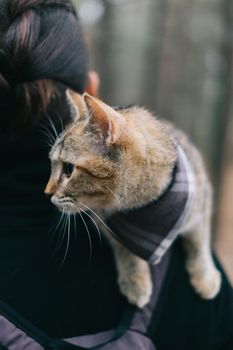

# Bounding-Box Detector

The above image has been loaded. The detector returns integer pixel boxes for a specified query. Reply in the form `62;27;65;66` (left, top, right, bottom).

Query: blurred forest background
74;0;233;282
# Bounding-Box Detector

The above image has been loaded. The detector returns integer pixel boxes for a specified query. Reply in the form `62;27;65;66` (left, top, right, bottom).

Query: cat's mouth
51;196;78;214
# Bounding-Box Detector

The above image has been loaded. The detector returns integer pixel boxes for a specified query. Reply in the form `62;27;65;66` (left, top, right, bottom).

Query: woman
0;1;232;349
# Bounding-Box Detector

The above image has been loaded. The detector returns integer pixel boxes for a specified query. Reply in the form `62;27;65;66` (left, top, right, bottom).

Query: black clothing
0;118;233;349
149;242;233;350
0;116;125;337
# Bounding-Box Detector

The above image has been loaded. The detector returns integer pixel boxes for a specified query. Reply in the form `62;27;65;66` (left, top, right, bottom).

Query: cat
45;91;221;308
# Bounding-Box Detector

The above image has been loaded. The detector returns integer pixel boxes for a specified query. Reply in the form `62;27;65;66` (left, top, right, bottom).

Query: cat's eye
62;162;74;178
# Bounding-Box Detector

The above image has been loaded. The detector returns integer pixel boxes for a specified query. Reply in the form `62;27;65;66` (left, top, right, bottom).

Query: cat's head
45;92;130;214
45;91;176;214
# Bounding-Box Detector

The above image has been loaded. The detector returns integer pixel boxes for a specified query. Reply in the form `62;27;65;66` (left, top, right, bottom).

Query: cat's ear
83;93;125;145
66;90;86;121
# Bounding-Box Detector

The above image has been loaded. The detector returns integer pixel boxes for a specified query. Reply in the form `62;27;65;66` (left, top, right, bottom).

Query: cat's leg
107;235;153;308
183;193;221;299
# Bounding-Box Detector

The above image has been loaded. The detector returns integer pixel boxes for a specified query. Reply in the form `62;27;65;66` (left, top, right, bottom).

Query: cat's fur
45;91;221;307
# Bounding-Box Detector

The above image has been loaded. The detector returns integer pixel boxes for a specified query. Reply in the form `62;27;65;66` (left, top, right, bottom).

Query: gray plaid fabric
106;146;195;264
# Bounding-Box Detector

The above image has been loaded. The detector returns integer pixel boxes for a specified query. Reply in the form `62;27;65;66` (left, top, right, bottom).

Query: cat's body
45;92;221;308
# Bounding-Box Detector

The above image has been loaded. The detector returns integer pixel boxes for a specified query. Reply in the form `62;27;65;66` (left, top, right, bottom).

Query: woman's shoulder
149;239;233;350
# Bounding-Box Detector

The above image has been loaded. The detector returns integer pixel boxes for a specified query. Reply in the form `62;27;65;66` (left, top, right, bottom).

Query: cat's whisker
79;202;119;241
79;208;102;245
107;187;121;209
38;125;56;146
72;213;77;239
56;212;69;259
78;210;93;261
61;213;71;266
46;114;59;139
52;210;65;237
41;138;54;148
39;126;55;141
57;113;64;133
50;211;67;256
39;122;56;139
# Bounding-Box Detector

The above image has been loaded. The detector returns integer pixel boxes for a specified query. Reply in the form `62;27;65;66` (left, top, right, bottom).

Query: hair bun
0;49;21;86
0;0;10;34
0;51;12;94
7;0;76;21
0;0;87;130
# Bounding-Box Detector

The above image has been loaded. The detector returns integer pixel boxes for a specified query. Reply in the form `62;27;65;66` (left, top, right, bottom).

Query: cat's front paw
190;268;222;299
118;271;153;308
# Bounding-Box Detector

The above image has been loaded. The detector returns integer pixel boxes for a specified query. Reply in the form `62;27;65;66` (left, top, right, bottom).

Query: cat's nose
45;192;53;199
44;179;57;196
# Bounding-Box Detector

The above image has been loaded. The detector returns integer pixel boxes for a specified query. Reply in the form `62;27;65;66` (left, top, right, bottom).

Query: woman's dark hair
0;0;88;130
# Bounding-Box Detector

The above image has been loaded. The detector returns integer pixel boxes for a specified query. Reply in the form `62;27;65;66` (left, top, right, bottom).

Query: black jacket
0;118;232;350
149;241;233;350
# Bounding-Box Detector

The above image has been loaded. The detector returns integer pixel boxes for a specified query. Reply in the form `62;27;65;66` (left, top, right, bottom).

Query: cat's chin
58;204;78;214
51;197;78;214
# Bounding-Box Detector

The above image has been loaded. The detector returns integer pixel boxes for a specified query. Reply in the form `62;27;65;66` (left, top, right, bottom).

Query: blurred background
74;0;233;282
